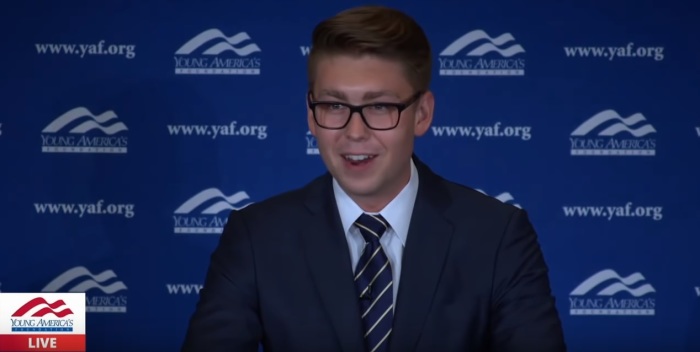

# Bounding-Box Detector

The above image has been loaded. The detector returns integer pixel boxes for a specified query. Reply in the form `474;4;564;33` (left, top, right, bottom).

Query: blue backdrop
1;0;698;351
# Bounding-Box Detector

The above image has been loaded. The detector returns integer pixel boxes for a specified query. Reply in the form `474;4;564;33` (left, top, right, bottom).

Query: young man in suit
182;5;567;352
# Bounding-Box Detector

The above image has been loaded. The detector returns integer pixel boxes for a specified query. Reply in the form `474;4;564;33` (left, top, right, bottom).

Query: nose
344;111;370;140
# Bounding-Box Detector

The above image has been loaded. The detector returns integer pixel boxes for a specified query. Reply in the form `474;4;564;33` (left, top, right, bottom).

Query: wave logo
174;29;261;75
569;269;656;316
173;188;253;234
12;297;74;319
439;29;526;76
475;189;521;208
40;107;128;154
306;131;318;155
41;266;128;313
570;109;656;156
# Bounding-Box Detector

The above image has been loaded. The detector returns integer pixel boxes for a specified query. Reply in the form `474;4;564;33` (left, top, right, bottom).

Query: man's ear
413;90;434;136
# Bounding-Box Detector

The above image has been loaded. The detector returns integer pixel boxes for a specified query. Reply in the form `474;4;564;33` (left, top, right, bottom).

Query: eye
369;104;390;111
328;103;345;110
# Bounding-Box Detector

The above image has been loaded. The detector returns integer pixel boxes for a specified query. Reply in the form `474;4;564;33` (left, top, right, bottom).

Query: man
182;5;566;352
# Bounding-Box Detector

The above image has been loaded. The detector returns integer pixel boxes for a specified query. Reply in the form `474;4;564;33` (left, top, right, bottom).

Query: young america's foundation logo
173;188;253;234
0;293;86;351
569;269;655;316
570;109;656;156
439;29;525;76
12;297;75;320
306;131;318;155
40;107;128;154
174;29;261;75
41;266;127;313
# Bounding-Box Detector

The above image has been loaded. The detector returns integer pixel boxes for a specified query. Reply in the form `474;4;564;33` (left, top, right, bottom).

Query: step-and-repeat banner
1;1;698;351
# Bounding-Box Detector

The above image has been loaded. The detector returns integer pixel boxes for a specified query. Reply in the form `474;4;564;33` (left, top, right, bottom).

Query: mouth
342;154;377;166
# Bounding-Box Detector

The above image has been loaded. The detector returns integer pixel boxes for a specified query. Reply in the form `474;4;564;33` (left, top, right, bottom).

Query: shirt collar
333;159;419;246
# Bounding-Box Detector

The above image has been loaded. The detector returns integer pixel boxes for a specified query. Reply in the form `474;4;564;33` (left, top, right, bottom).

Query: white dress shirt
332;159;419;303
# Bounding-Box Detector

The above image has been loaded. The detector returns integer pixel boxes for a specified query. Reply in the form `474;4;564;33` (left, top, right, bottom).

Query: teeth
344;155;374;161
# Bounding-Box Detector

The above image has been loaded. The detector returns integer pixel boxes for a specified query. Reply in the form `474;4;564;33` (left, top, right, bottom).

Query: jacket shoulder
440;177;522;217
430;175;530;238
229;173;328;220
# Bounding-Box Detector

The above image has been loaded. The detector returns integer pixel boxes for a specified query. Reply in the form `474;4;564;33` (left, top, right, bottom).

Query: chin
336;178;380;197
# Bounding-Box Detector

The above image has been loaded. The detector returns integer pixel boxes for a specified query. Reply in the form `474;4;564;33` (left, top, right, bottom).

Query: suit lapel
389;158;455;352
299;174;365;352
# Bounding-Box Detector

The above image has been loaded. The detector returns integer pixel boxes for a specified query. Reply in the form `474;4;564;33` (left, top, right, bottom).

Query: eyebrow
317;89;401;101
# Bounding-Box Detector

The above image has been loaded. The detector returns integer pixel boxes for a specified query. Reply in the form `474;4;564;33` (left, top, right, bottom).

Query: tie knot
354;213;388;243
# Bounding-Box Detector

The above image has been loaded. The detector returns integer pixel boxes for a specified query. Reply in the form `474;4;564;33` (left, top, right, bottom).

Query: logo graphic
174;29;261;75
174;188;253;234
0;293;86;351
40;107;128;154
300;45;311;56
41;266;127;313
11;297;74;319
569;269;655;316
475;189;521;208
439;29;525;76
570;109;656;156
306;131;318;155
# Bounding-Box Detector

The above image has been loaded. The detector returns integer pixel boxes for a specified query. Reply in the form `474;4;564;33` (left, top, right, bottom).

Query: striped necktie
353;213;393;352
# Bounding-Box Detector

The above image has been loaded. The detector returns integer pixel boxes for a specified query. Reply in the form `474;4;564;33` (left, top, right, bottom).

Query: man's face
307;54;434;210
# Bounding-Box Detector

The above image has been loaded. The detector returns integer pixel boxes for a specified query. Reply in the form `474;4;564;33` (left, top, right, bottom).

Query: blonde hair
307;5;432;92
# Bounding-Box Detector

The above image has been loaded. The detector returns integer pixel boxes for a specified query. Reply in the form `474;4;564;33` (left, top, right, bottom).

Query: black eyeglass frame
307;91;424;130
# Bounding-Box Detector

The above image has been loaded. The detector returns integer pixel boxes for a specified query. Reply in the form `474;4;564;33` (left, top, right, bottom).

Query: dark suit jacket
181;156;567;352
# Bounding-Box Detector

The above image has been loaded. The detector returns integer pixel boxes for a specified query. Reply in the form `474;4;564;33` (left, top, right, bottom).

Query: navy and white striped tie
353;213;393;352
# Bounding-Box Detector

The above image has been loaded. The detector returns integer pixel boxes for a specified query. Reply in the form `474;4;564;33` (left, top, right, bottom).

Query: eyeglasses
307;91;423;130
